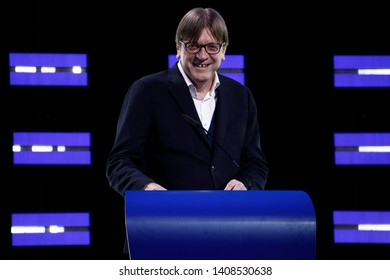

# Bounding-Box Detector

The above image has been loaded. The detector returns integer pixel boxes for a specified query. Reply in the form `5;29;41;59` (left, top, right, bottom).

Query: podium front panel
125;190;316;260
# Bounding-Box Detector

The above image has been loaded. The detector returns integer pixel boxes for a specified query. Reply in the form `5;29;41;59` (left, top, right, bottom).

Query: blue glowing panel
334;210;390;244
168;54;245;85
334;55;390;87
334;132;390;165
13;132;91;165
12;212;90;246
9;53;88;86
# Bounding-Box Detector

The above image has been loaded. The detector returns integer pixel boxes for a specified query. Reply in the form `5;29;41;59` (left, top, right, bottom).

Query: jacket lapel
213;81;232;147
167;65;210;146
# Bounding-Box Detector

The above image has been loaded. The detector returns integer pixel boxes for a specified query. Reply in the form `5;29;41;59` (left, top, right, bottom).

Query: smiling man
106;7;269;193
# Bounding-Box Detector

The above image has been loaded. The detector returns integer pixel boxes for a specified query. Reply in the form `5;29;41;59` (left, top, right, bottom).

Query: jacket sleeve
235;90;269;190
106;80;155;196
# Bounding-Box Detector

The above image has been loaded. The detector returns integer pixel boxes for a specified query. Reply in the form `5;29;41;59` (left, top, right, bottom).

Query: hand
143;182;167;191
224;179;247;190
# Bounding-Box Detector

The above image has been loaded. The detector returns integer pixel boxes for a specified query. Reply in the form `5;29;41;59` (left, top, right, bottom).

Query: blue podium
125;190;316;260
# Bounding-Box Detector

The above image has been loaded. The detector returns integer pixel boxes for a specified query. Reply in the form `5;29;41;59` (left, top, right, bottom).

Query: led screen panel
13;132;91;165
9;53;88;86
334;132;390;165
11;212;90;246
334;55;390;87
168;54;245;85
334;210;390;244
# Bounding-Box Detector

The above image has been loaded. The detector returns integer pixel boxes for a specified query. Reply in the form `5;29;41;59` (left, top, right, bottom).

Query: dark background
1;1;390;260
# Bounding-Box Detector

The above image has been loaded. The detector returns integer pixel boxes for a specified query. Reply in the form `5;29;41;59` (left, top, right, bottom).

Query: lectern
125;190;316;259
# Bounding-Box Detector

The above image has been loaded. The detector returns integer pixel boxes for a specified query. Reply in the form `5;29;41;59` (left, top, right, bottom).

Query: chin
194;71;212;80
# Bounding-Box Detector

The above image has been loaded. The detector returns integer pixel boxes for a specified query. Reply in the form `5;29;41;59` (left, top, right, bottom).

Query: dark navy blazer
106;63;268;194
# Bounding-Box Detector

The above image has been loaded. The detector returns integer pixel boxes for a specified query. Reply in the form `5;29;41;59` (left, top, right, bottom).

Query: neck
194;78;214;98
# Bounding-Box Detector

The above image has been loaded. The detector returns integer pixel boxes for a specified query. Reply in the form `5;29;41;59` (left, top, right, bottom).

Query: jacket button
210;165;215;172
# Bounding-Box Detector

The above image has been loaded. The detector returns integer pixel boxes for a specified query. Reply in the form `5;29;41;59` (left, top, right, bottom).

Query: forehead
198;29;215;43
189;28;216;43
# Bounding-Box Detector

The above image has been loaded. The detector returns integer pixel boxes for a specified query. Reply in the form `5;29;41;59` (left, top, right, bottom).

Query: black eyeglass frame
179;41;226;54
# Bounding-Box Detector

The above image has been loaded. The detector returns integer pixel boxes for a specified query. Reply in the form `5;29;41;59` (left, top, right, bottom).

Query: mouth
194;63;210;68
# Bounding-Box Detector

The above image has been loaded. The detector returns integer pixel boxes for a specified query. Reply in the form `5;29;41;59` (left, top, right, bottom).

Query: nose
196;46;208;58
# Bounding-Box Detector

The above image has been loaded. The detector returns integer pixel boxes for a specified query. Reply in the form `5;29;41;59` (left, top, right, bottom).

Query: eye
186;44;200;51
206;44;219;52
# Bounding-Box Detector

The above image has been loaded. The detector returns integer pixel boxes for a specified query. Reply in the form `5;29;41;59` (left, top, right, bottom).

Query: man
106;7;268;193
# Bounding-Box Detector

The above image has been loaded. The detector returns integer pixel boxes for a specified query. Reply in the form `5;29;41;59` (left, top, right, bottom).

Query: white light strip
358;224;390;231
358;69;390;75
31;145;53;152
11;225;65;234
41;67;56;73
359;146;390;152
12;145;21;152
15;66;37;73
11;226;45;234
57;146;66;152
13;65;83;74
49;225;65;233
72;66;82;74
13;145;68;152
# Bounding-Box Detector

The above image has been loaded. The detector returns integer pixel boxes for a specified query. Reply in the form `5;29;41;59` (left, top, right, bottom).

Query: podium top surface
125;190;316;219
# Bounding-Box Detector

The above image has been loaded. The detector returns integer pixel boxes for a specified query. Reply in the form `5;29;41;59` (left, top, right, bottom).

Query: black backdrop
1;2;390;260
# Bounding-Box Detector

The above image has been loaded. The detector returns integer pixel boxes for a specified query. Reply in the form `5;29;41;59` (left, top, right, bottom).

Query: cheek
177;48;187;59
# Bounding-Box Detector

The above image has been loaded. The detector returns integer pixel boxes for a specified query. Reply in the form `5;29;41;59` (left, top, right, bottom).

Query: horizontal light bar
334;210;390;243
9;52;88;86
334;132;390;165
12;212;90;246
13;132;91;165
334;55;390;87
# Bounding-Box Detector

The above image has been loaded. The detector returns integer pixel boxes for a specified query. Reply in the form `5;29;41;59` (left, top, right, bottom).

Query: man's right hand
143;182;167;190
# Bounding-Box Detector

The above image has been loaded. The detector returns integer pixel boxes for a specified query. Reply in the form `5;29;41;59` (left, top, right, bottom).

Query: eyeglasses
179;41;226;54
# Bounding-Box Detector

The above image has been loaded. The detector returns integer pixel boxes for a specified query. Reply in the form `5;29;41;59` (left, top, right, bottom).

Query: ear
176;43;181;58
221;52;226;61
221;46;227;61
